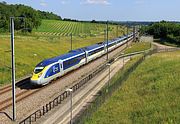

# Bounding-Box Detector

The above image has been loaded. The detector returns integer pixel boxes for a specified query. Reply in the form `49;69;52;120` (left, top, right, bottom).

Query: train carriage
85;43;105;62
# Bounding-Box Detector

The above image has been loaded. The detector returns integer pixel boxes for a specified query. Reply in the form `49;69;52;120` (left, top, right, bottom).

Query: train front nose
30;73;41;85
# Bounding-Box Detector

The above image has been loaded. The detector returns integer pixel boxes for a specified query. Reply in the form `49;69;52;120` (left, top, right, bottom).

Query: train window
89;47;104;56
63;54;86;70
34;68;43;74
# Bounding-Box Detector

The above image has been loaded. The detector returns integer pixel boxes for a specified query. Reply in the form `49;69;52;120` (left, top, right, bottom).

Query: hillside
86;51;180;124
34;20;126;37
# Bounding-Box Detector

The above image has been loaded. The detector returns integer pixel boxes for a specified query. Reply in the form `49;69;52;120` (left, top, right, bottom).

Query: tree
0;2;61;32
140;21;180;46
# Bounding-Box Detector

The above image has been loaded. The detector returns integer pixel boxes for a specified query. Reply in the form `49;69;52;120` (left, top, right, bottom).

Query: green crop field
85;51;180;124
0;20;129;86
34;20;126;38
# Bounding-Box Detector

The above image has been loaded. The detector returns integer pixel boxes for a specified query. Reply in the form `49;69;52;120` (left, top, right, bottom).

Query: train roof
84;43;104;51
36;34;132;67
36;49;85;67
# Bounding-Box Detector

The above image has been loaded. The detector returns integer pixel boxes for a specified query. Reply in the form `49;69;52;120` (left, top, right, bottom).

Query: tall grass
85;51;180;124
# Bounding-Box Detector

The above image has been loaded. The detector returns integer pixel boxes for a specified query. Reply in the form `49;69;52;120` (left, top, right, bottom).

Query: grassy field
124;42;151;54
0;20;129;86
0;35;105;86
85;51;180;124
34;20;126;37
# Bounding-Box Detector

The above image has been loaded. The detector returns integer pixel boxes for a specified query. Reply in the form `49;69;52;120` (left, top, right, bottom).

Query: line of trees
0;1;61;32
141;21;180;46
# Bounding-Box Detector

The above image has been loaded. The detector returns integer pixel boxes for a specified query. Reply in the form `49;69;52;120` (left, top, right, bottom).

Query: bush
167;35;180;46
140;21;180;46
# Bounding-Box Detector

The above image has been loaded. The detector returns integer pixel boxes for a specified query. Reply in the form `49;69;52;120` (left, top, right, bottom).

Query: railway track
0;40;131;113
0;85;12;95
0;90;38;111
0;60;108;112
0;77;31;95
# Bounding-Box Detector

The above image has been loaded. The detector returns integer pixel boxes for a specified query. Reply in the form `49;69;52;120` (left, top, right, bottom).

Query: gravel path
153;42;176;49
0;41;132;124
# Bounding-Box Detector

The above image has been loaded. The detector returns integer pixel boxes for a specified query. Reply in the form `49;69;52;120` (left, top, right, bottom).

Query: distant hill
0;1;61;32
34;19;120;37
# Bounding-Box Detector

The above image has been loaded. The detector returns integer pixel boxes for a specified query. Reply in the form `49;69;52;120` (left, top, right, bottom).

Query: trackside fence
73;47;178;124
73;54;149;123
19;47;180;124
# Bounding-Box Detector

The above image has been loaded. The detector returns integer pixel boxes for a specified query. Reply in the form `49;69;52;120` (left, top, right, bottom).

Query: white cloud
81;0;110;5
60;0;70;4
40;0;47;7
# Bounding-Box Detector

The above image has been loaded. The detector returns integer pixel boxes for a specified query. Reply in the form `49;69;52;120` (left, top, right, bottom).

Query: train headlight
38;73;43;78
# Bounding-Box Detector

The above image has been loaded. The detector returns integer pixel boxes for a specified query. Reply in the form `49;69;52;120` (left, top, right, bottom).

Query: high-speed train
31;32;135;85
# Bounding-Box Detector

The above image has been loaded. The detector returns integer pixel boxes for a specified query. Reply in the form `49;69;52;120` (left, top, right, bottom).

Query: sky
1;0;180;21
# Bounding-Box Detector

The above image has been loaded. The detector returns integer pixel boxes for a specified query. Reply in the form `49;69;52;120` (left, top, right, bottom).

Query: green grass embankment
124;42;151;54
86;51;180;124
